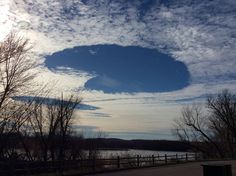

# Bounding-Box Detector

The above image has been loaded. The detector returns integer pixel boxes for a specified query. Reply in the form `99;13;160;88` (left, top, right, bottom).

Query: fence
0;153;202;175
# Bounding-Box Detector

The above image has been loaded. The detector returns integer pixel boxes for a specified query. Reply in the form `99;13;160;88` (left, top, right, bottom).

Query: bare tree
174;105;224;157
207;90;236;157
0;33;37;160
0;33;37;108
0;33;84;167
27;95;81;161
174;90;236;158
87;131;107;159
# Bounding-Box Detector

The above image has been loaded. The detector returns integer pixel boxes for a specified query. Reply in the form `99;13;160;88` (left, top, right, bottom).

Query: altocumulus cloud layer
3;0;235;89
45;45;190;93
1;0;236;138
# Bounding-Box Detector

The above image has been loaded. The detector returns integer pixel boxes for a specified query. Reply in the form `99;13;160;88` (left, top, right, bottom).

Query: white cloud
5;0;236;100
1;0;236;138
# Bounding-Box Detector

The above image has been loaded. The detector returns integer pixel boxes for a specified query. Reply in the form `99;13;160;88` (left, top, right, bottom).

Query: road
87;160;236;176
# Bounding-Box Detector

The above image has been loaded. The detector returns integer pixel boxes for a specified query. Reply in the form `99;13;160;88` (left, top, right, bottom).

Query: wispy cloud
5;0;235;91
107;129;174;140
1;0;236;139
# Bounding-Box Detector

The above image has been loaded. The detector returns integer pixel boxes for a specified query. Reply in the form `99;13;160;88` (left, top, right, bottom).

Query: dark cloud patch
45;44;190;93
107;130;173;140
13;96;99;110
72;125;99;131
87;112;111;118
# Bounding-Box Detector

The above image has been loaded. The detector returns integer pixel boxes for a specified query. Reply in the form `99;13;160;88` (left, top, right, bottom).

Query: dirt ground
87;160;236;176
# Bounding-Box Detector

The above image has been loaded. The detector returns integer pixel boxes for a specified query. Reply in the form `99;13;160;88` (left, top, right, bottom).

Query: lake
95;149;192;158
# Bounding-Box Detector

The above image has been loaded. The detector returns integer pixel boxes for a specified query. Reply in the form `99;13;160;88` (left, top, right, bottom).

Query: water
96;149;192;158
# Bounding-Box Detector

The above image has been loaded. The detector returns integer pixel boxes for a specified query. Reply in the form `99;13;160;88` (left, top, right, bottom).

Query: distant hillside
81;138;191;152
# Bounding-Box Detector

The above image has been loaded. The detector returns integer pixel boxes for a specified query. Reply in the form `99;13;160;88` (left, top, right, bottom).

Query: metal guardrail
0;153;202;175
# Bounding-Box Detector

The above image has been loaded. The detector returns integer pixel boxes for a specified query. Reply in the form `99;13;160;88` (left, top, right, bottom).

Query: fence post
80;158;83;171
165;154;167;164
92;156;96;172
137;155;140;167
195;153;198;161
152;155;155;166
186;153;188;161
117;156;120;169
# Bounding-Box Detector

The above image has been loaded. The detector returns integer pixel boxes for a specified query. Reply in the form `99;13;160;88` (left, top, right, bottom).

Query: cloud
0;1;15;41
88;49;97;55
4;0;234;90
107;130;174;140
73;125;99;131
86;112;111;118
13;96;99;110
45;44;190;93
1;0;236;139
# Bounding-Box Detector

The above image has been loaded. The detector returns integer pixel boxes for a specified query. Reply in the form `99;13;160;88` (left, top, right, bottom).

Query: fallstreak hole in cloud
45;45;190;93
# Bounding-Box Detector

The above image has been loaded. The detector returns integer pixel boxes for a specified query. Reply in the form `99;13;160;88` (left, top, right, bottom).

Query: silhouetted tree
27;95;81;161
174;90;236;158
0;33;37;160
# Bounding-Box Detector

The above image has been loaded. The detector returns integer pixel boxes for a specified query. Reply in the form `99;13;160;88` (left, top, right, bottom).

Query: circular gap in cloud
45;45;190;93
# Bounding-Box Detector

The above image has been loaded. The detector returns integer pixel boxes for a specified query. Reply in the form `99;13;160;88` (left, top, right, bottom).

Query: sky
0;0;236;140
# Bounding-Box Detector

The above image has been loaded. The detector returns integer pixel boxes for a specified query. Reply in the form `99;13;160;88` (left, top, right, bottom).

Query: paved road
88;160;236;176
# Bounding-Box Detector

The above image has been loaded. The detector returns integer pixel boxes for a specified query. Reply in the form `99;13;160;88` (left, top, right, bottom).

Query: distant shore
82;138;191;152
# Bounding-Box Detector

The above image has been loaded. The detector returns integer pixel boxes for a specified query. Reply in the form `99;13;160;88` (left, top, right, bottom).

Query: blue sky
45;45;190;93
1;0;236;139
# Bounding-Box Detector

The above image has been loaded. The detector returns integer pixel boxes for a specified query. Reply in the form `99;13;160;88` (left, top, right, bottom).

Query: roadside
87;160;236;176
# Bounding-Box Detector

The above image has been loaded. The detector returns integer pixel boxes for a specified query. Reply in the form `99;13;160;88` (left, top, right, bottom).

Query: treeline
82;138;191;152
0;135;192;162
1;135;191;160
